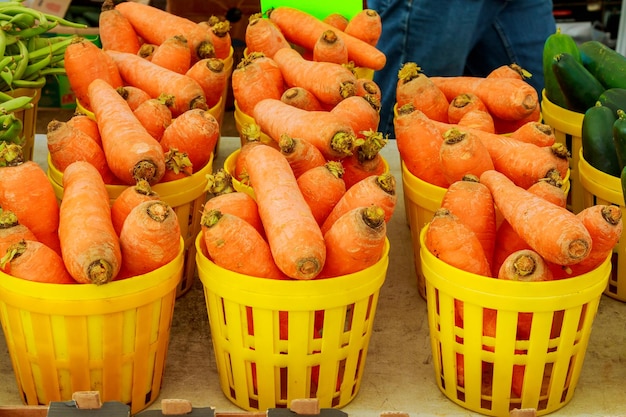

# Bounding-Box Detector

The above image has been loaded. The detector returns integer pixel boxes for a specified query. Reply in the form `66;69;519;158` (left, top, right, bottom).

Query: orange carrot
439;127;495;184
354;78;382;101
272;47;357;107
492;104;541;134
313;29;349;64
480;169;592;265
64;37;124;111
323;13;348;31
0;144;61;254
160;108;219;169
344;9;382;47
184;20;217;63
58;161;122;284
457;108;495;133
186;57;229;109
66;111;101;147
107;50;208;116
267;6;387;70
329;95;380;138
425;207;492;276
233;137;265;184
319;205;386;278
321;172;397;235
341;130;387;189
280;86;324;111
278;133;327;179
110;179;160;236
0;209;37;256
297;161;346;226
430;75;538;121
246;51;286;93
137;43;158;61
117;85;151;110
132;94;174;142
200;209;284;279
88;78;166;185
162;148;193;182
447;93;488;124
395;62;449;123
394;105;448;187
244;13;291;59
0;240;75;284
252;98;355;160
150;34;192;74
526;177;567;207
497;249;553;281
231;53;284;116
46;119;116;184
119;200;181;277
207;18;232;60
244;145;326;279
99;0;141;54
486;63;530;81
441;175;497;269
202;191;265;238
509;121;556;147
206;168;236;196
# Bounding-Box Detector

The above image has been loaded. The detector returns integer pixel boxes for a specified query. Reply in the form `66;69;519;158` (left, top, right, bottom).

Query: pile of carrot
0;148;181;285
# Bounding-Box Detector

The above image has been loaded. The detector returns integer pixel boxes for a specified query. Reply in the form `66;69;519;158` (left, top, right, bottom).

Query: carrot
425;207;492;276
107;50;208;116
184;20;217;63
354;78;382;101
297;161;346;226
160;108;219;169
206;168;236;196
341;130;387;189
457;109;495;133
439;127;495;184
162;148;193;182
479;169;592;265
278;133;327;179
110;179;160;236
64;37;124;111
186;57;229;109
267;6;387;70
231;53;284;116
66;111;101;147
280;86;324;111
116;85;151;111
132;94;174;142
394;105;449;187
138;43;157;61
395;63;449;123
207;19;232;60
526;177;567;207
244;13;291;59
447;93;488;124
150;35;192;74
509;121;556;147
0;209;37;256
441;175;497;269
58;161;122;285
46;119;116;184
245;52;285;93
252;98;355;160
119;200;181;277
202;191;265;238
88;79;166;186
0;144;61;255
344;9;382;47
99;0;141;54
244;145;326;279
486;63;531;81
323;13;348;31
0;240;75;284
233;138;265;184
430;75;539;121
329;95;380;138
272;47;357;107
498;249;553;281
313;29;349;64
319;205;386;278
321;171;397;235
201;209;284;279
493;105;542;135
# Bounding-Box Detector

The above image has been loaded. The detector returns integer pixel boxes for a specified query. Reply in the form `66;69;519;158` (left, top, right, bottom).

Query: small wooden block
72;392;102;410
289;399;320;415
161;399;193;415
380;413;410;417
510;409;537;417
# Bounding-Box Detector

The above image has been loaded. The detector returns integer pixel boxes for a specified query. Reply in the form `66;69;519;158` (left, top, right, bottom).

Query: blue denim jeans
367;0;556;137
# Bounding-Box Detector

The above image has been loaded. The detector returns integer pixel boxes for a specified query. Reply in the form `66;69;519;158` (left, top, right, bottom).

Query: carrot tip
88;260;115;285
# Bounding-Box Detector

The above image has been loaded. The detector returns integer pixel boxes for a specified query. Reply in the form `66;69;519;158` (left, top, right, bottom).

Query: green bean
27;36;74;60
0;6;49;27
0;28;5;58
38;67;65;77
11;75;45;89
0;66;12;86
0;56;12;72
11;38;28;81
9;12;36;29
4;21;57;39
0;95;32;113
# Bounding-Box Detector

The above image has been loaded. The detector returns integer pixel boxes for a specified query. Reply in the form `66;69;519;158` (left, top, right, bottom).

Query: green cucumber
598;88;626;117
613;109;626;172
552;52;605;113
579;40;626;89
543;28;581;108
621;166;626;205
582;102;621;177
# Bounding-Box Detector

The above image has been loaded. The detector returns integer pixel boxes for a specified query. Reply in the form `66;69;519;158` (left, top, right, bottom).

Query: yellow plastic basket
195;233;389;411
7;88;41;162
47;155;213;297
419;226;610;415
540;89;584;213
233;100;277;148
0;239;184;414
578;148;626;301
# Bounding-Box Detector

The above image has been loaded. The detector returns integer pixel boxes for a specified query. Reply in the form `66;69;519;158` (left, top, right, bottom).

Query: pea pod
613;109;626;172
582;102;621;177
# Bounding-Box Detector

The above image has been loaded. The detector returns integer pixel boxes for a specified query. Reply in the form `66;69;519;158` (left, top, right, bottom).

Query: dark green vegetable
579;40;626;89
598;88;626;117
542;28;581;108
621;166;626;205
613;109;626;172
552;52;605;113
582;102;621;177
